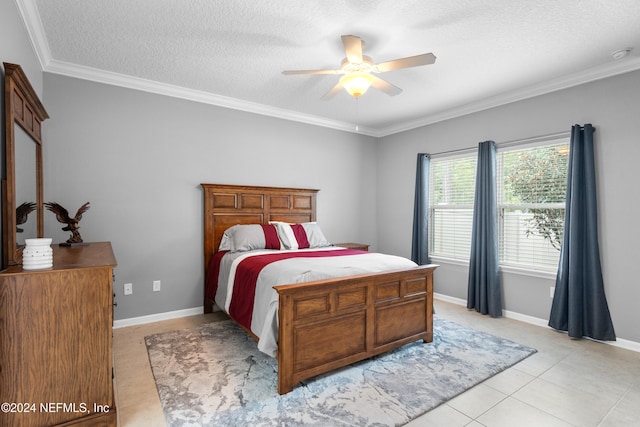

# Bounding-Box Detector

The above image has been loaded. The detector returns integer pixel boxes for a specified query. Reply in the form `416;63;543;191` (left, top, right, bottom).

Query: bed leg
204;297;213;314
277;376;294;395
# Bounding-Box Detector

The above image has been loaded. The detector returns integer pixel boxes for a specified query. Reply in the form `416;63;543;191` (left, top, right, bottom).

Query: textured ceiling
17;0;640;136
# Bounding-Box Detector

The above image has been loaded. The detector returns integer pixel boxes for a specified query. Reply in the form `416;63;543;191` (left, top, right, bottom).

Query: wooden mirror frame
2;62;48;267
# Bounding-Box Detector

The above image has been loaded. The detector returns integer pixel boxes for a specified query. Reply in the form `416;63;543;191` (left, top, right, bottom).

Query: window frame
496;138;569;273
427;151;477;263
427;136;570;277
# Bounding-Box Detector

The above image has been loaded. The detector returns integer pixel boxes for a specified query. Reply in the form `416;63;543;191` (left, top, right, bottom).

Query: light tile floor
113;300;640;426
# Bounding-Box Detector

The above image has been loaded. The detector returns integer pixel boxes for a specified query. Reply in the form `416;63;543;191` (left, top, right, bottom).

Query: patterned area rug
145;317;536;426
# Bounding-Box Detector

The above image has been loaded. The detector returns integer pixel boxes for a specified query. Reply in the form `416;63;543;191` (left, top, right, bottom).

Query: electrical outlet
153;280;161;292
124;283;133;295
550;286;555;298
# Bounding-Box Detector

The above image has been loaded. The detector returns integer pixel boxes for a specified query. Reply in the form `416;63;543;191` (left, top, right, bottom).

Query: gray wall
42;74;379;320
377;70;640;343
0;1;43;94
1;0;44;265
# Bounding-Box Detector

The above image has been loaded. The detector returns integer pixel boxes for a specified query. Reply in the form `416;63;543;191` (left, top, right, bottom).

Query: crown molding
17;0;640;139
44;59;379;137
14;0;51;69
377;56;640;137
16;1;379;137
43;55;640;139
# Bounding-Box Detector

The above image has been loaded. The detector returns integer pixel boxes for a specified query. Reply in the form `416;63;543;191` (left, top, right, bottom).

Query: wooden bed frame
202;183;438;394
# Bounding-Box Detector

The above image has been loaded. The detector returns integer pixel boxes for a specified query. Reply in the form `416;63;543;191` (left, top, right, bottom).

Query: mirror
14;126;38;245
2;62;48;268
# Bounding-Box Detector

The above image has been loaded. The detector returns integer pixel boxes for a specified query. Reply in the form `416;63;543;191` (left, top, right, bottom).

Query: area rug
145;317;536;426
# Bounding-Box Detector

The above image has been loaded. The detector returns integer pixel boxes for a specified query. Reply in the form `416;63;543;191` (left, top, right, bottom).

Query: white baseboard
610;337;640;353
433;293;640;353
113;306;204;329
433;292;467;307
113;296;640;353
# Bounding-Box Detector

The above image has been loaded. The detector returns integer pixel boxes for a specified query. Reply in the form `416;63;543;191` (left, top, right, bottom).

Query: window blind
429;155;476;260
427;137;569;271
497;140;569;270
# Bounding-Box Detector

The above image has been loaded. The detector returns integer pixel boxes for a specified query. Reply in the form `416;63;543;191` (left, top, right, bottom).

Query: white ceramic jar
22;238;53;270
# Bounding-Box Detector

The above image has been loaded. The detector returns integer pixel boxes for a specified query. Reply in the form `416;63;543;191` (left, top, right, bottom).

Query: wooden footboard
274;264;437;395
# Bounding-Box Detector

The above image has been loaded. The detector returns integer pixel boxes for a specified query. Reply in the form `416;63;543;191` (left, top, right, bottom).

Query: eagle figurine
44;201;90;244
16;201;36;232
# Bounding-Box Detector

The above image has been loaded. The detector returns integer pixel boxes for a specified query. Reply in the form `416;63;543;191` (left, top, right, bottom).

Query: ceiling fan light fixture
282;35;435;100
340;72;374;98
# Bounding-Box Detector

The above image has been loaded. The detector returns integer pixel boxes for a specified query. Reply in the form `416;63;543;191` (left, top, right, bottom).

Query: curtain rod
428;128;586;158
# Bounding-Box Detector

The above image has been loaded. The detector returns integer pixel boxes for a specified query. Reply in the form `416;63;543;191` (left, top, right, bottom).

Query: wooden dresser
0;242;117;427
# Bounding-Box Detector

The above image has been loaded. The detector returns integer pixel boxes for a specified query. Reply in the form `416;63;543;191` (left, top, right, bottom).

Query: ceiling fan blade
321;82;344;100
370;75;402;96
341;35;363;63
374;53;436;73
282;69;341;75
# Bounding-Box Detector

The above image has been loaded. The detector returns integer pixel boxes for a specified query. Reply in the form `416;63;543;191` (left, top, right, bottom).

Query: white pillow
271;222;331;249
218;233;232;251
218;224;282;252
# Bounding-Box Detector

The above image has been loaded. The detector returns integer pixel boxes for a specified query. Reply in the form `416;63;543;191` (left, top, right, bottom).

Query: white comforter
214;247;418;357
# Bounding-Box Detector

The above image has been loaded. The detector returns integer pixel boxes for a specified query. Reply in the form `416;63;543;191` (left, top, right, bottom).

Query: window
428;138;570;271
429;154;476;260
497;140;569;270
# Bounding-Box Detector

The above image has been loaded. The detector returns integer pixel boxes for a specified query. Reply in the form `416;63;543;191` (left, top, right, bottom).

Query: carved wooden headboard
201;183;318;271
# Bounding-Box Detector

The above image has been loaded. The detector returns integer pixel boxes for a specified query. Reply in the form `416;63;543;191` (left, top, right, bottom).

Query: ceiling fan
282;35;436;99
